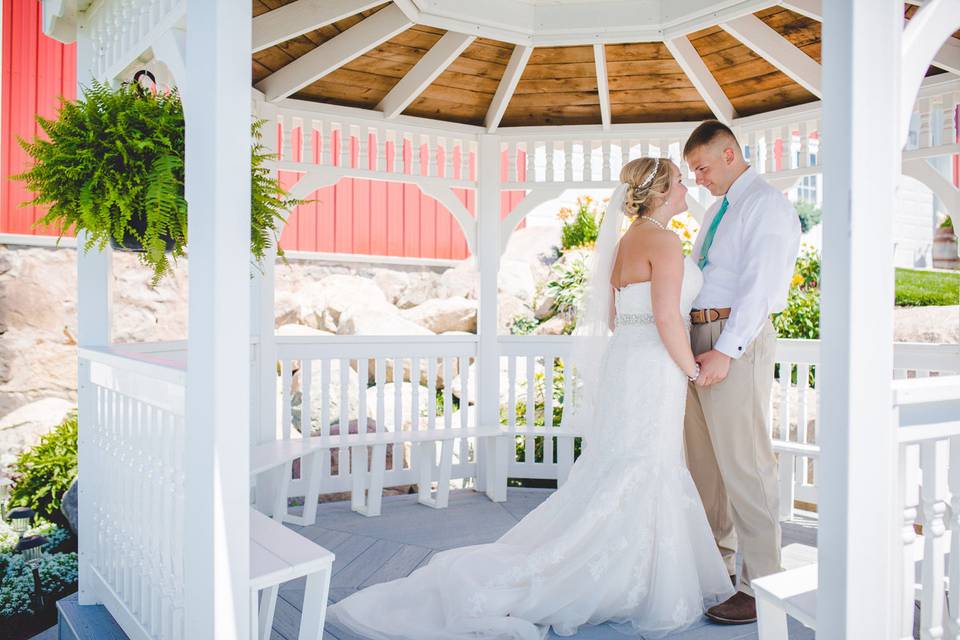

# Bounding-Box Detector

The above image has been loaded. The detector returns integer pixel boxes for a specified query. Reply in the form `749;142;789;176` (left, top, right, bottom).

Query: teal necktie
698;196;729;270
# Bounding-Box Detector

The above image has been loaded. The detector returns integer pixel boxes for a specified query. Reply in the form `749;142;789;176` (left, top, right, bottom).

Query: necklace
638;216;667;231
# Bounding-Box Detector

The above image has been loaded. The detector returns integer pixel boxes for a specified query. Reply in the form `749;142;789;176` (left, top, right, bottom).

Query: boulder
401;297;478;333
498;296;534;334
396;272;441;309
498;259;536;303
273;282;328;330
534;316;568;335
60;478;78;535
502;225;562;283
317;274;389;325
337;305;433;336
365;382;430;431
770;385;818;443
0;398;75;470
291;359;361;435
439;264;480;300
534;291;557;320
372;269;410;305
276;324;332;337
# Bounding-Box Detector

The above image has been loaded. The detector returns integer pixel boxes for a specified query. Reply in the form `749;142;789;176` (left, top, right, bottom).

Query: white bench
250;508;334;640
252;426;511;522
753;563;818;640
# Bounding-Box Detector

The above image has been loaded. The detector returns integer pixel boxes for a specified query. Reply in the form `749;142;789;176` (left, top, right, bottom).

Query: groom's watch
687;364;701;382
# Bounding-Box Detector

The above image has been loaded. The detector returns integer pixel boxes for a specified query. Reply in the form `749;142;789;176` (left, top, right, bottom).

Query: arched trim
498;186;565;252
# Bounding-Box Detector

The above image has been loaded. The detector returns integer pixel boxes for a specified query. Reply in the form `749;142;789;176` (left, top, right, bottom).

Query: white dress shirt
691;166;801;359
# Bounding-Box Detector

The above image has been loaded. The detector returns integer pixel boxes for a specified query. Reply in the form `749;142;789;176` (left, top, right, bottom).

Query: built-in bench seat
250;508;334;640
252;426;511;522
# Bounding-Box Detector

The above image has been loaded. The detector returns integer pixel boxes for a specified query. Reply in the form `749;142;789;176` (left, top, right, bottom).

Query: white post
74;16;111;607
475;134;505;501
184;0;251;637
818;1;900;637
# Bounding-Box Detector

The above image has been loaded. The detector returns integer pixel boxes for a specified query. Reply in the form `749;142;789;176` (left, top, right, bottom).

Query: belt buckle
708;308;719;323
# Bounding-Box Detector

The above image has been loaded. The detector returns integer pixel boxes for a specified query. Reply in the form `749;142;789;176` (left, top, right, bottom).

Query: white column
475;134;503;499
184;0;251;637
74;16;111;607
818;1;900;637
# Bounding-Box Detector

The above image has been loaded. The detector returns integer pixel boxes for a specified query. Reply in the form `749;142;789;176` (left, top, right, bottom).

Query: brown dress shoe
705;591;757;625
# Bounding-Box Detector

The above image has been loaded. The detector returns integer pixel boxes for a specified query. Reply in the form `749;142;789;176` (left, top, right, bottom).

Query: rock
396;273;441;309
372;269;410;305
365;383;430;431
770;386;818;443
401;297;478;333
439;264;480;300
498;296;534;334
276;324;332;337
502;225;562;283
60;478;78;535
534;316;568;335
318;275;388;325
534;291;557;320
450;359;544;406
0;398;75;467
274;283;328;329
894;305;959;343
498;259;536;303
292;359;361;435
337;305;433;336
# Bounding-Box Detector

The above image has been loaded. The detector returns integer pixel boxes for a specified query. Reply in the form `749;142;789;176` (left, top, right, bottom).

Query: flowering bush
558;196;602;250
668;212;700;256
773;244;820;340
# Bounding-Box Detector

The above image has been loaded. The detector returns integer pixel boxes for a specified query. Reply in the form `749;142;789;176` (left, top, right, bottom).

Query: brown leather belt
690;307;731;325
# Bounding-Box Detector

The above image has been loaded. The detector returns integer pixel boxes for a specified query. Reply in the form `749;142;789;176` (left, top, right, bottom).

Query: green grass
895;268;960;307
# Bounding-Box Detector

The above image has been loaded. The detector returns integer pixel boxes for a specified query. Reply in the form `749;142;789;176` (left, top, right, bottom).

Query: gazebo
36;0;960;639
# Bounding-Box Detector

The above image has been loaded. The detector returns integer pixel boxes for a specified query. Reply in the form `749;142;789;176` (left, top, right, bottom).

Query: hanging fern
14;82;303;284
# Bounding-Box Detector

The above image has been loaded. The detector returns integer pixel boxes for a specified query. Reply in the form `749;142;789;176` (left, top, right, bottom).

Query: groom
682;121;801;624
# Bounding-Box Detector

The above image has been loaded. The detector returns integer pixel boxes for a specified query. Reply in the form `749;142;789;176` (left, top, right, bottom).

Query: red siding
1;0;76;236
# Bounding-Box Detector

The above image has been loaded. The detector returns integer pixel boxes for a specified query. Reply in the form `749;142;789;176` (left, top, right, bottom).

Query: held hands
694;349;731;386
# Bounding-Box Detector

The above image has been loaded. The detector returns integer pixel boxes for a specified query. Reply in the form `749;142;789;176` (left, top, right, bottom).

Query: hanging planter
14;79;302;284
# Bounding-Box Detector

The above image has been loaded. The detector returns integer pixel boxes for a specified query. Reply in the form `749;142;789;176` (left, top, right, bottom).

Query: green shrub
0;552;78;618
558;197;601;250
773;245;821;340
510;316;538;336
9;412;78;526
544;256;587;330
794;201;822;234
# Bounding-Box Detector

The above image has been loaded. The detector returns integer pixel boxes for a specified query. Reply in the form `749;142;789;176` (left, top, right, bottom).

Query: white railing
85;0;186;82
78;347;187;640
271;100;478;188
894;375;960;640
268;336;959;517
274;335;482;497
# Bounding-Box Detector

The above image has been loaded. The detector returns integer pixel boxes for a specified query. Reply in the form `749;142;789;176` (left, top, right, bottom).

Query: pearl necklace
639;216;667;231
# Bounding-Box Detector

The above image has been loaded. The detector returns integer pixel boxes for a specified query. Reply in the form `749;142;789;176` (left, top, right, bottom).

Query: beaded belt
616;312;655;326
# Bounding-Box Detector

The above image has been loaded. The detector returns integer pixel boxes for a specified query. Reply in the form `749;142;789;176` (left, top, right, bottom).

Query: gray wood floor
273;488;818;640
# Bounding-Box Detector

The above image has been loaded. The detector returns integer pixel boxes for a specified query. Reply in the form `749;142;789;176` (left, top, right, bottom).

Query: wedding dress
326;254;735;640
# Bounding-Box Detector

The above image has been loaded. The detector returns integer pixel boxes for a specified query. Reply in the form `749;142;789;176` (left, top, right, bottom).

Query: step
27;626;58;640
56;593;129;640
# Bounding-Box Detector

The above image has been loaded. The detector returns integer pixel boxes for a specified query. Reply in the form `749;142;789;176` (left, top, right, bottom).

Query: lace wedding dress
326;255;734;640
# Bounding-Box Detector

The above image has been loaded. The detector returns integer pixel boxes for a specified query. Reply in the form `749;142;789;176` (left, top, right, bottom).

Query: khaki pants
683;318;782;594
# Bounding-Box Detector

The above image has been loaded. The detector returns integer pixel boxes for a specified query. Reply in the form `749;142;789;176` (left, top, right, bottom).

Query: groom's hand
695;350;731;386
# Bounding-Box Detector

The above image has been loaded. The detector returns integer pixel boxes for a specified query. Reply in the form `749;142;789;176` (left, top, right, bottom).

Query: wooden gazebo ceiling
251;1;954;128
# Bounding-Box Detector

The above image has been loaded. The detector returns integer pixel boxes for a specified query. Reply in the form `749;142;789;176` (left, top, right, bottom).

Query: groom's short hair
683;120;740;158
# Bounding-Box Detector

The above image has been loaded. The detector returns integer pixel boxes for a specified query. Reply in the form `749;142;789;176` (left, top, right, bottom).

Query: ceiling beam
933;37;960;76
252;0;385;53
778;0;821;21
256;4;413;102
485;45;533;132
377;32;475;119
593;44;612;130
665;36;736;124
721;14;822;98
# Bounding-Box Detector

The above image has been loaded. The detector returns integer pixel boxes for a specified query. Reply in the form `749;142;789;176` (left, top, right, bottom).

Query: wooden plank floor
272;488;818;640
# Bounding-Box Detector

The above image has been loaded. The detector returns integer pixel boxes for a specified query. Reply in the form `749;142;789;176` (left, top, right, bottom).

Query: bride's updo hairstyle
620;157;672;218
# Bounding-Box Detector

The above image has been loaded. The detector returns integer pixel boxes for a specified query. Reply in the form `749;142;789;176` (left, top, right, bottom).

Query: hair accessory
635;157;661;194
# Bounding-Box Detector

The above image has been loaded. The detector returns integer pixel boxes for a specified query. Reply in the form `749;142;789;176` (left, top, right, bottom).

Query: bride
326;157;735;639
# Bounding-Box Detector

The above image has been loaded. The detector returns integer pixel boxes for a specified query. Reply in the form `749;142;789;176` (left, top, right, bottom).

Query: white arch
498;186;566;252
900;0;960;148
902;158;960;221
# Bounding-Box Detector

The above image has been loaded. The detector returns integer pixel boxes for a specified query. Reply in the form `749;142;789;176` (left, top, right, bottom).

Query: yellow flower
683;229;692;239
791;274;804;288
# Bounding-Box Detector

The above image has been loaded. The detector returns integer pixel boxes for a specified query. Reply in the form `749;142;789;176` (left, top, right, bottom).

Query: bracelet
687;363;701;382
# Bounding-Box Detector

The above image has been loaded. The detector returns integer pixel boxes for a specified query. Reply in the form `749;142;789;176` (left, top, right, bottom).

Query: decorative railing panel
79;347;187;640
85;0;186;82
